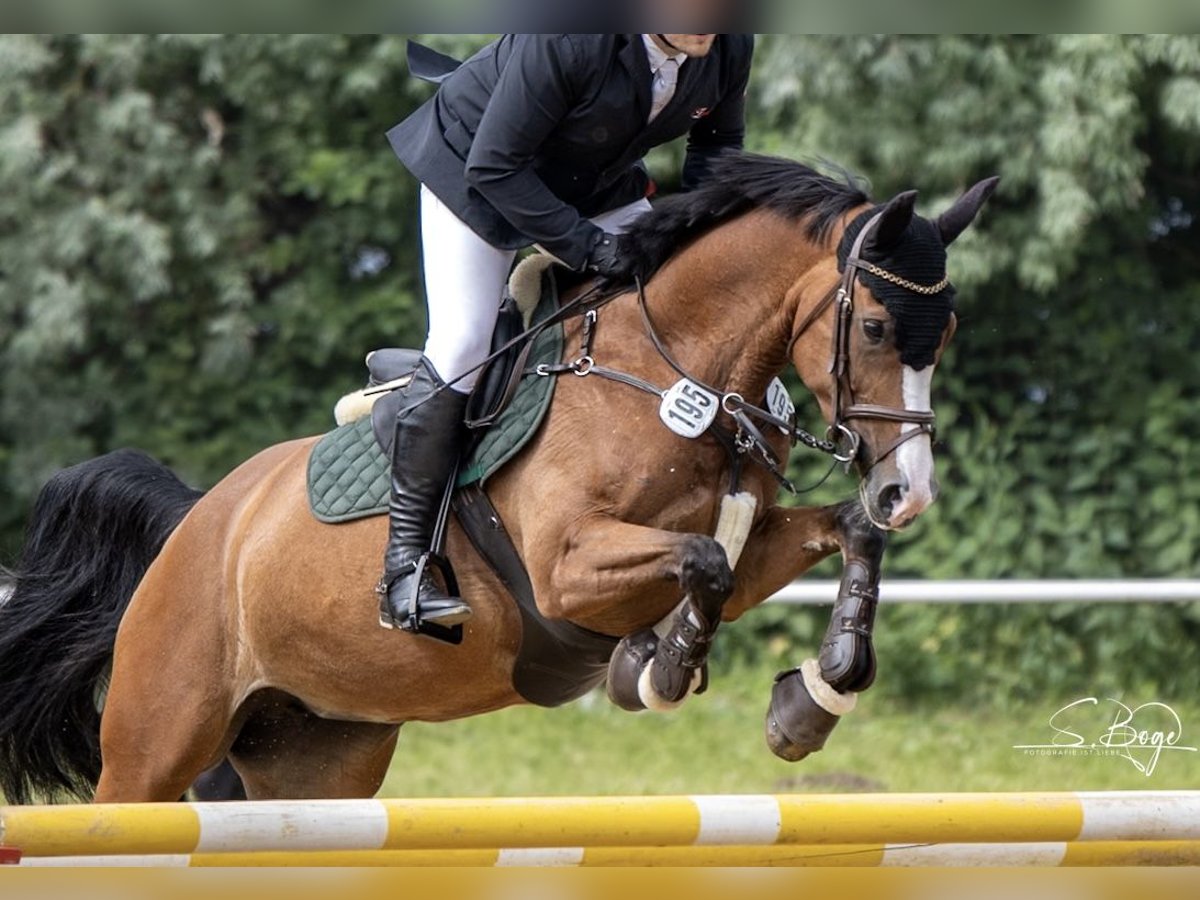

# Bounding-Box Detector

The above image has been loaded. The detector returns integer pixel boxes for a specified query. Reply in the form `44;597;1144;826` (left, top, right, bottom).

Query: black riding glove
585;232;634;281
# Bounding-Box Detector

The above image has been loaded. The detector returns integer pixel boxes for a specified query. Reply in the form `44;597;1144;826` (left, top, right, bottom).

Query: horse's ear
867;190;918;252
937;176;1000;246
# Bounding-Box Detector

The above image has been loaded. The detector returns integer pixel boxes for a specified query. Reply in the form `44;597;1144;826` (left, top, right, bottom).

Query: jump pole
3;792;1199;858
10;841;1200;867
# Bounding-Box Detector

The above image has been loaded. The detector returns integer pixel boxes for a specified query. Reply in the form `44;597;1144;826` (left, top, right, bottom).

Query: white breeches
420;184;652;393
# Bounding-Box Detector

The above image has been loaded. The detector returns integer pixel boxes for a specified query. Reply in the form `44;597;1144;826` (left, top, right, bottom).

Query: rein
539;210;944;489
402;280;620;405
631;278;852;462
464;207;944;495
535;277;842;494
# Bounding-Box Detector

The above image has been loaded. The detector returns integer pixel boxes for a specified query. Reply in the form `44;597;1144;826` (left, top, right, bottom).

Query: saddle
312;256;563;522
366;289;529;458
308;256;618;705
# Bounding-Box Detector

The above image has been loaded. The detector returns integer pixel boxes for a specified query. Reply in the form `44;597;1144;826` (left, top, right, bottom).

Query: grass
379;662;1200;797
2;665;1193;805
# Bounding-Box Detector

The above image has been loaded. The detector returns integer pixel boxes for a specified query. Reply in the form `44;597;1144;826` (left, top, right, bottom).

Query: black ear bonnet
836;208;955;370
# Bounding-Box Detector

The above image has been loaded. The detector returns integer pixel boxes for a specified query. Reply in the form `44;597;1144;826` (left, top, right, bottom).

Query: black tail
0;449;203;803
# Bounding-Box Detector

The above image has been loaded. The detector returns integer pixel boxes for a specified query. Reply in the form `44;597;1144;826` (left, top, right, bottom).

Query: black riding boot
378;358;471;632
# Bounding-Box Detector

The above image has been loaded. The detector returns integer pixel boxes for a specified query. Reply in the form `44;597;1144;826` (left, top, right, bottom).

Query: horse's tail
0;449;204;804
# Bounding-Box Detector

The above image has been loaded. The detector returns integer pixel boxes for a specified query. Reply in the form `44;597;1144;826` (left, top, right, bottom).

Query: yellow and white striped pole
4;792;1200;861
9;840;1200;868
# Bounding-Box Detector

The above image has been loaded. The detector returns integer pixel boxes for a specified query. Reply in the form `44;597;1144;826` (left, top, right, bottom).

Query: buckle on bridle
828;423;860;467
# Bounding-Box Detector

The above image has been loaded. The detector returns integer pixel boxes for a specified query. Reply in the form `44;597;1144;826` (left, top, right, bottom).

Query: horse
0;154;997;804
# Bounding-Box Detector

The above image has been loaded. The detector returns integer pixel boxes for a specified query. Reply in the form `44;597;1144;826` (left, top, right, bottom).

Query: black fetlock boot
378;358;472;633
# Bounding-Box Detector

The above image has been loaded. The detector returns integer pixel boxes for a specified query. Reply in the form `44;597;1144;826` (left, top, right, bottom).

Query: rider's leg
380;186;515;632
421;186;518;394
381;190;644;632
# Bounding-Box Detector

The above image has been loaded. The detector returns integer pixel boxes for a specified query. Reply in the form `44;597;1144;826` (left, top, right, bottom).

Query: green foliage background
2;35;1197;703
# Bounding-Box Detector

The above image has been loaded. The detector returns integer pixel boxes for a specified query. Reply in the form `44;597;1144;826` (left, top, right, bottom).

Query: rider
381;33;754;633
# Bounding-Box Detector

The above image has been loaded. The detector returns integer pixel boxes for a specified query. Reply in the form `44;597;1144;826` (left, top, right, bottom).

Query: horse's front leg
817;502;887;692
534;516;734;713
724;500;887;761
636;534;736;710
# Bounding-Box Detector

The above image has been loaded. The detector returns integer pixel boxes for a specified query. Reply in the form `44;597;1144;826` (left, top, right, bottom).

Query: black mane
611;152;870;284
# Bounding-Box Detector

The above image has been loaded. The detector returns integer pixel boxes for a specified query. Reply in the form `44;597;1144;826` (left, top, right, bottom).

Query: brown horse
0;155;996;803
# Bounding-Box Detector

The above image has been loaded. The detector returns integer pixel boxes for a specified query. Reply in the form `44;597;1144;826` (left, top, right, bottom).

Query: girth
453;484;617;707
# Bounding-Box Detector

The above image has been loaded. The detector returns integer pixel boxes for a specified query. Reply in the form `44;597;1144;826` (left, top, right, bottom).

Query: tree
0;34;486;549
2;35;1198;699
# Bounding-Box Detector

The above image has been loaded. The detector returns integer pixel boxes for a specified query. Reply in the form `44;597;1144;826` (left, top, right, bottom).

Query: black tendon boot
378;358;471;633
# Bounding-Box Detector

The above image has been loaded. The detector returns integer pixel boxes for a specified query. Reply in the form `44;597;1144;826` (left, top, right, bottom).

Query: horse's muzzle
863;473;939;531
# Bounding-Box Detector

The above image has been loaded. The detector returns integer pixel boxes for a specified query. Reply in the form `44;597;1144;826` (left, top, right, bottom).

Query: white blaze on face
890;365;937;526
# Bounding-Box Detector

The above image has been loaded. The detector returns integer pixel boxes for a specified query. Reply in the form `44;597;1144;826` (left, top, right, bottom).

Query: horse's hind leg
228;693;399;800
191;759;248;801
94;589;238;803
95;681;234;804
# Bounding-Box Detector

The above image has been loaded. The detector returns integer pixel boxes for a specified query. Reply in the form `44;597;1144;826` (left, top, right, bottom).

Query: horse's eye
863;319;886;343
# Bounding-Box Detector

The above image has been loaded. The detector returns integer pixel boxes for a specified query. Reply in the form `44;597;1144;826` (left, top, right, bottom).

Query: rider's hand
586;232;633;281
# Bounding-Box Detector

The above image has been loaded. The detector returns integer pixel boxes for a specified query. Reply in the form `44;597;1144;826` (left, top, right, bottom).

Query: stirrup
376;553;465;645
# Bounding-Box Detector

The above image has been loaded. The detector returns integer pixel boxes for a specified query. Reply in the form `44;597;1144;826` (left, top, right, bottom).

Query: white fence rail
3;580;1198;608
769;579;1200;605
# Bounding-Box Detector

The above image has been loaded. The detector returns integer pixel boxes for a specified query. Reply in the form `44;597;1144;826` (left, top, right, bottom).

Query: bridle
790;211;945;473
491;211;948;494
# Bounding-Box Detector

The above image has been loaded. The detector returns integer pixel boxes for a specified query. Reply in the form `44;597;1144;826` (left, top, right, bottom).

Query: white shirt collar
642;34;687;73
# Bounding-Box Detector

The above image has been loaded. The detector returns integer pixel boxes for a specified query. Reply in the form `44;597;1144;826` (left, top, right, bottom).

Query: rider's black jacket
387;34;754;270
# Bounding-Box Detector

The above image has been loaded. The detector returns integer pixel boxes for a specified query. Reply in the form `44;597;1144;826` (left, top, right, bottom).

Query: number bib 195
659;378;719;439
765;377;796;434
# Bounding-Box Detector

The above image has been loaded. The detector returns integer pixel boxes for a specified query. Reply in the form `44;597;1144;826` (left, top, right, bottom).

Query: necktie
648;58;679;122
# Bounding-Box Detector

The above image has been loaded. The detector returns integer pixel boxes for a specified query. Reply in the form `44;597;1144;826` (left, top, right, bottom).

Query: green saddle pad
306;281;564;524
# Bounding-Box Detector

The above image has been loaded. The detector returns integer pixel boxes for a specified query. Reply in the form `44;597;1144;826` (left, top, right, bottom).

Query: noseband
791;212;942;472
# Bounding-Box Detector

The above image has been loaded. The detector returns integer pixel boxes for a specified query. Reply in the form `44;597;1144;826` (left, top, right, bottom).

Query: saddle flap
366;297;526;456
464;295;526;430
370;390;403;457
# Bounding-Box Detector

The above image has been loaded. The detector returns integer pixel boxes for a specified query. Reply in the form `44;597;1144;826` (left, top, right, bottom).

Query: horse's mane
611;152;870;285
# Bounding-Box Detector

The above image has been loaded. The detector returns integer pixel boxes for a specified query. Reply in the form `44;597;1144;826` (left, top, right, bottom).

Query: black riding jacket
386;33;754;269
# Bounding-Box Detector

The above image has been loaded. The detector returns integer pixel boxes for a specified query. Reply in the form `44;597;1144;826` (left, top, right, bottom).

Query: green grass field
3;666;1193;806
380;662;1200;797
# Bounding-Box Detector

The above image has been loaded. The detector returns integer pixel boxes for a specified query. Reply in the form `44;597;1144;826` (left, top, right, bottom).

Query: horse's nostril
877;484;903;518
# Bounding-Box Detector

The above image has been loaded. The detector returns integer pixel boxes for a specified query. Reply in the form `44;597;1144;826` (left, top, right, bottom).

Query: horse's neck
640;212;829;400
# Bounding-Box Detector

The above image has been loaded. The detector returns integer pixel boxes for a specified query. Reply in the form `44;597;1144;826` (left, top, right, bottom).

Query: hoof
765;659;856;762
606;629;659;712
